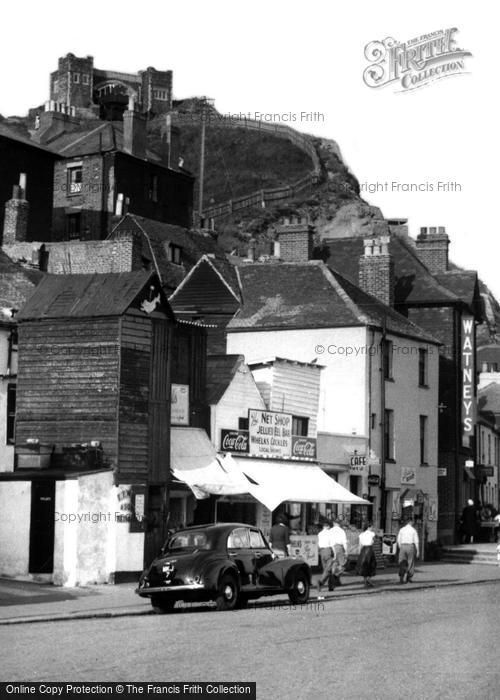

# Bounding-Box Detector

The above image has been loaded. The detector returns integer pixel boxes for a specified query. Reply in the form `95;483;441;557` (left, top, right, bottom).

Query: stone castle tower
49;53;173;120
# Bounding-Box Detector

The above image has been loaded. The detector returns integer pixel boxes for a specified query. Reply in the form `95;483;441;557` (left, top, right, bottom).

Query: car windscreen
165;530;213;552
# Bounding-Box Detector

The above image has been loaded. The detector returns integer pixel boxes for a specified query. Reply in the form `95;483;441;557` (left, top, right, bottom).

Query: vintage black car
136;523;311;612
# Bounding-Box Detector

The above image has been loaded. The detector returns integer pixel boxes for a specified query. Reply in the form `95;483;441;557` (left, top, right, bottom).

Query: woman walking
356;524;377;587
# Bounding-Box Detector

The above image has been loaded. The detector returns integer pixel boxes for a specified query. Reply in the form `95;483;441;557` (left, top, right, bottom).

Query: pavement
1;558;499;625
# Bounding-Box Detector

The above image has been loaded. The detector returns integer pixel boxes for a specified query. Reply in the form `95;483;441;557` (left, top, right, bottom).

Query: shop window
6;383;16;444
418;348;428;386
383;340;393;380
419;415;428;464
292;415;309;436
384;409;394;460
238;417;249;430
66;213;81;240
67;166;83;194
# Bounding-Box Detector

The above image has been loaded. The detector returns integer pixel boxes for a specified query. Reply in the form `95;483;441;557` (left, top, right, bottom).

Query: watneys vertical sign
461;315;476;446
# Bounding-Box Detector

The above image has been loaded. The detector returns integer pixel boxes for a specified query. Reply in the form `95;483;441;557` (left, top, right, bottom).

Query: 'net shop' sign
249;409;293;459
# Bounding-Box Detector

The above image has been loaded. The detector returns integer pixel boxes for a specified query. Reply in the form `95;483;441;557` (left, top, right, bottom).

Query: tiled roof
478;383;500;416
324;236;460;305
16;270;158;320
0;250;45;309
47;122;161;161
227;260;439;343
434;270;479;306
206;354;245;404
0;122;59;155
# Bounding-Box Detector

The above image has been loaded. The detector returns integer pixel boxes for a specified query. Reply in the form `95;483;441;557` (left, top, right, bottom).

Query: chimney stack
123;96;147;160
415;226;449;273
275;216;314;262
359;235;394;307
2;175;29;245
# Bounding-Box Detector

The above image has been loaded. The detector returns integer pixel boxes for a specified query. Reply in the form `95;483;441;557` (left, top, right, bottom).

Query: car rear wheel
288;571;309;604
151;595;176;614
215;573;239;611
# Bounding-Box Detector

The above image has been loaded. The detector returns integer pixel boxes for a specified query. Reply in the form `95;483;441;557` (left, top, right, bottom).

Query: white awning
170;428;250;498
171;428;370;511
228;456;370;511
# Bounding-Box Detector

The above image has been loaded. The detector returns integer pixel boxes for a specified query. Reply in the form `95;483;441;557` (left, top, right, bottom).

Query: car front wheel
151;595;176;614
215;573;239;611
288;571;309;604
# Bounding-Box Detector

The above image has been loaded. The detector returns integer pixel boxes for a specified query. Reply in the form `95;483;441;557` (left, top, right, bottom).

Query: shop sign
220;429;249;453
367;474;380;486
171;384;189;425
289;535;318;566
401;467;416;485
437;467;447;477
478;465;494;478
248;409;292;459
350;455;367;474
291;436;316;460
461;315;476;445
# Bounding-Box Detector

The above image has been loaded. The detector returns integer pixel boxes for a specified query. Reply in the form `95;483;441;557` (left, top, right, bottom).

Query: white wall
212;364;266;449
0;481;31;576
227;326;368;436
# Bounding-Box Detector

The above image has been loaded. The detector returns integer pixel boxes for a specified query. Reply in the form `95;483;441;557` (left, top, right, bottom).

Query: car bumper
136;583;205;597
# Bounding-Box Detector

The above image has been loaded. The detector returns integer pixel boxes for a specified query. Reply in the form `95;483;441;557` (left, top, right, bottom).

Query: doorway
29;480;55;574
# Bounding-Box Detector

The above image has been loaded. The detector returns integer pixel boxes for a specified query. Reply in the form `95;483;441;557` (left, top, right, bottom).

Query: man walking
460;499;478;544
330;518;348;587
397;518;419;583
316;520;334;599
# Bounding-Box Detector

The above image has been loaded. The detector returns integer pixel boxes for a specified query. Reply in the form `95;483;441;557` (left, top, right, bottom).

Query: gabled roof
227;260;439;344
47;122;161;161
16;270;169;320
110;214;223;292
206;354;246;404
435;270;480;308
170;255;241;313
324;235;461;306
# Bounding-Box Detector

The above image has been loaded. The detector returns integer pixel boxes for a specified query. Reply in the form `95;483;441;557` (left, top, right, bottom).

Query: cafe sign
350;454;367;474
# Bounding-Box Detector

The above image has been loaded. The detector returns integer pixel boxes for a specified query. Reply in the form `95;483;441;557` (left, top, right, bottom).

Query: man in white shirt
396;519;419;583
330;519;348;586
316;520;334;598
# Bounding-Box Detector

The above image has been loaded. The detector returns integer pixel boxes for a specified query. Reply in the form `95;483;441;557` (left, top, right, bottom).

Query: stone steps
441;548;498;566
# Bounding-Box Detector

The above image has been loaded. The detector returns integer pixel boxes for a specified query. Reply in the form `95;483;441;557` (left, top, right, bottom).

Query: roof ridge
58;122;109;153
393;236;460;302
318;263;371;325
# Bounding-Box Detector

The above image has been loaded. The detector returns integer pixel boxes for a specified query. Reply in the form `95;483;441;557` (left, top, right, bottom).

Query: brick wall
415;229;449;273
276;224;314;262
3;199;29;244
3;233;143;275
359;254;394;307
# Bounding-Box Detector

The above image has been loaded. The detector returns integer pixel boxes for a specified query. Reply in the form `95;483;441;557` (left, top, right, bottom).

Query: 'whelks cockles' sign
363;28;472;92
461;316;476;445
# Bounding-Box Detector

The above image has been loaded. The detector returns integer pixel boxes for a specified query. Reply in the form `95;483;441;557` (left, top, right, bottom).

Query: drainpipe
380;319;387;533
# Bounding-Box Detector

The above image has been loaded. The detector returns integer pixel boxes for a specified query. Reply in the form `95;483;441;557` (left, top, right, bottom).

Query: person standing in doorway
269;514;290;558
397;518;419;583
461;499;478;544
330;518;348;587
316;520;335;599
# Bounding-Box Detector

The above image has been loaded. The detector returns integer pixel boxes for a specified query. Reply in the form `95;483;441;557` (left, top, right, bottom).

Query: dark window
292;416;309;436
238;417;249;430
82;74;90;85
67;166;83;194
384;409;394;460
149;174;158;202
7;384;16;444
488;434;492;465
371;413;376;430
383;340;393;379
73;72;80;83
66;213;81;239
169;244;182;265
419;348;428;386
419;415;428;464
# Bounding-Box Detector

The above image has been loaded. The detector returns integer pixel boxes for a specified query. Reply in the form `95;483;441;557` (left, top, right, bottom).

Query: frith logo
363;28;472;92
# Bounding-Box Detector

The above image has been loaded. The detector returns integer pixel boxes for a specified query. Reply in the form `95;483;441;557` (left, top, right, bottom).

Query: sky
0;1;497;296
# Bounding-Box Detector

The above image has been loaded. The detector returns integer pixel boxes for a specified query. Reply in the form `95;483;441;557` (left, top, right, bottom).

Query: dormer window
169;244;182;265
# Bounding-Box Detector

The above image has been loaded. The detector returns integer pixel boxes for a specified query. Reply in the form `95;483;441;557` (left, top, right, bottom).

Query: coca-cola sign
291;436;316;460
220;430;249;453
